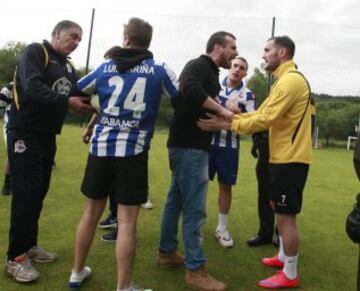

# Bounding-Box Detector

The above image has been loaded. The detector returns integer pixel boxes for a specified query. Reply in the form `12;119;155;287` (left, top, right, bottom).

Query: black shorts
81;151;148;205
269;162;309;214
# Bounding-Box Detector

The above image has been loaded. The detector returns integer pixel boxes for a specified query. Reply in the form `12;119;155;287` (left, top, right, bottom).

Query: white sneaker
130;285;153;291
116;284;152;291
69;266;91;290
29;245;58;263
215;228;234;248
5;253;39;283
141;200;153;209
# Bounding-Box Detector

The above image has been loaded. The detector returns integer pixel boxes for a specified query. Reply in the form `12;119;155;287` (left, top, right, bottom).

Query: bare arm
68;96;94;115
82;113;98;144
202;97;234;120
197;113;233;131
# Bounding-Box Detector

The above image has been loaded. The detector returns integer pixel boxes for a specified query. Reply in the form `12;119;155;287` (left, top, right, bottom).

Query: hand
251;142;259;158
68;96;95;115
197;113;232;131
82;126;93;144
226;99;241;114
251;132;262;158
217;107;234;121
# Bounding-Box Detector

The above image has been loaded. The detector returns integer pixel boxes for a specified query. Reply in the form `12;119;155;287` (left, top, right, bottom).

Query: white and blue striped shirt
77;58;178;157
211;77;255;149
0;85;12;125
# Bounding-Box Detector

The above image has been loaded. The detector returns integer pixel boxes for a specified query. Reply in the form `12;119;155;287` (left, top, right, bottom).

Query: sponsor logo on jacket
52;77;72;95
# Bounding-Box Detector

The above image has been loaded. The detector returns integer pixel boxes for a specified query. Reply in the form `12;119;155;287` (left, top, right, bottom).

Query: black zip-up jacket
167;55;220;151
8;41;78;135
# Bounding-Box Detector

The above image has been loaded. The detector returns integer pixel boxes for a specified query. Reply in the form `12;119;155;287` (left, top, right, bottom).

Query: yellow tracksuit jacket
231;60;312;164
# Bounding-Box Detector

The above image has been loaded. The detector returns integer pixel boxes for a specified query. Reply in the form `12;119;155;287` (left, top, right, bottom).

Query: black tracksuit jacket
8;40;78;135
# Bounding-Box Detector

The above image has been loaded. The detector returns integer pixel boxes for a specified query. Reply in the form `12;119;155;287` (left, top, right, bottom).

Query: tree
0;41;26;87
246;67;268;108
76;66;93;78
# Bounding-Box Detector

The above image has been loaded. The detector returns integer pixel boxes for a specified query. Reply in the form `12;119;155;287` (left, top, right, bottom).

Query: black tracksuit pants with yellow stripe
6;129;56;260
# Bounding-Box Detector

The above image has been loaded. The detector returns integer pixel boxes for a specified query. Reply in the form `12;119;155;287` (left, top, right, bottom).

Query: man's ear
53;30;60;40
123;34;131;47
278;47;288;59
213;43;223;53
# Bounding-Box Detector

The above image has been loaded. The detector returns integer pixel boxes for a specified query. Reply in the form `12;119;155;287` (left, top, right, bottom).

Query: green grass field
0;124;358;291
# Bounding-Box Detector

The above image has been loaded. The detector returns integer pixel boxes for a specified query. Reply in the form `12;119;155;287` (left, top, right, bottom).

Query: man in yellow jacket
198;35;312;289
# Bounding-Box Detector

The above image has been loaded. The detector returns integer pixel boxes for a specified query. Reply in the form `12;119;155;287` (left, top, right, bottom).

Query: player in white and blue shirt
68;18;178;291
0;82;13;145
77;57;177;157
211;79;254;149
0;82;13;195
209;57;255;248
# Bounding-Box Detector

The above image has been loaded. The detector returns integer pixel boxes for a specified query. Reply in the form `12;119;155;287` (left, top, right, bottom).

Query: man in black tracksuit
5;20;92;283
247;131;278;246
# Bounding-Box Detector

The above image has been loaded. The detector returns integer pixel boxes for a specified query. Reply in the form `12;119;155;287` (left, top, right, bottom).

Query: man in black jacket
247;131;278;247
158;31;237;291
5;20;92;283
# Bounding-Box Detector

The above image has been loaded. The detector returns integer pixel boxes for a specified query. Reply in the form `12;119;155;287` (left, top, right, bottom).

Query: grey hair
51;20;82;37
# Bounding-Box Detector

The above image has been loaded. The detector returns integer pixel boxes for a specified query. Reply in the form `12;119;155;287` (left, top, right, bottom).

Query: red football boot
258;270;299;289
262;256;285;268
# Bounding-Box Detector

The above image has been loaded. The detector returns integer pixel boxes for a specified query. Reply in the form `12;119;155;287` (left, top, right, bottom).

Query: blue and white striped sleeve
76;63;104;95
162;63;179;100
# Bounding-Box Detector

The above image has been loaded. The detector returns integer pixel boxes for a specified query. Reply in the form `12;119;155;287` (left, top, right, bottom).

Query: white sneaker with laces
69;266;92;290
215;228;234;248
117;284;152;291
130;285;153;291
141;200;153;209
5;253;39;282
29;245;58;263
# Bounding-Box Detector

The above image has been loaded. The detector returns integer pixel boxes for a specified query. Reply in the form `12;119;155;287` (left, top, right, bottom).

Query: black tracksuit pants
256;138;275;239
7;129;56;260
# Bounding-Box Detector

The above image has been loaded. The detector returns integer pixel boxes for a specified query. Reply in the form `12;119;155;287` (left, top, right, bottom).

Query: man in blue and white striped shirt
79;59;177;158
0;82;13;196
68;18;178;291
209;56;255;248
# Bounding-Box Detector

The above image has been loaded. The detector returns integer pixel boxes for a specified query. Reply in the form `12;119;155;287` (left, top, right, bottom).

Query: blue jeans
159;147;208;270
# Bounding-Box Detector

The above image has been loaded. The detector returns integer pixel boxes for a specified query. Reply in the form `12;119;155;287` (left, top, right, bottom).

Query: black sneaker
101;229;117;243
247;235;272;247
1;183;11;196
98;214;117;229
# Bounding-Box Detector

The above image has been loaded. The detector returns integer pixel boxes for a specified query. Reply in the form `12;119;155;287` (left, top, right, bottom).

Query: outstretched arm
197;113;233;131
